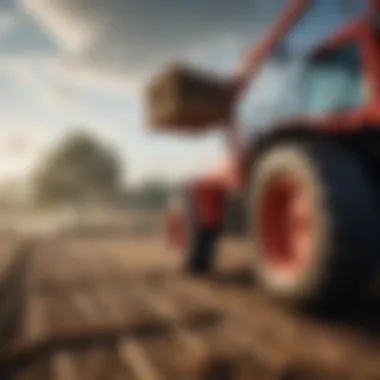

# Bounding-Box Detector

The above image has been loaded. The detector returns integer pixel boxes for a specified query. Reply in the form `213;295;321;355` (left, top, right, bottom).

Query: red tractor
146;0;380;310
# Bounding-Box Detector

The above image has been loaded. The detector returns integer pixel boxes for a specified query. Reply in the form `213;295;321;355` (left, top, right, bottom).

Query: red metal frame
370;0;380;12
188;179;225;229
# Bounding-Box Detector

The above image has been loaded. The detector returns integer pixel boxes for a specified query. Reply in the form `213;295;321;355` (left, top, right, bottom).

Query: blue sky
0;0;364;185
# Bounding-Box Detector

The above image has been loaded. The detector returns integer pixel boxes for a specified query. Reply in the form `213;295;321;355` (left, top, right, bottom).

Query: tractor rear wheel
166;192;220;274
249;141;380;310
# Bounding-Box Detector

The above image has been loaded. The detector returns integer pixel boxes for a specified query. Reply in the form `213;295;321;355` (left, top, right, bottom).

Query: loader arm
218;1;314;193
224;0;313;167
233;0;312;99
371;0;380;11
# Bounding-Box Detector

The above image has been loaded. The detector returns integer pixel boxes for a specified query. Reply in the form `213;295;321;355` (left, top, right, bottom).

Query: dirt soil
1;234;380;380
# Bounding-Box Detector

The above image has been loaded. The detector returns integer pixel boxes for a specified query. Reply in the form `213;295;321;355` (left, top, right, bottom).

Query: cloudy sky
0;0;364;185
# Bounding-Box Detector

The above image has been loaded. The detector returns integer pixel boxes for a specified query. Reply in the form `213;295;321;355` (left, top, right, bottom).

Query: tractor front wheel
250;141;380;310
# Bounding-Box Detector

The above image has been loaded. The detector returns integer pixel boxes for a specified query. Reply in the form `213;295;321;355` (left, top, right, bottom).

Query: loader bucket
145;63;235;133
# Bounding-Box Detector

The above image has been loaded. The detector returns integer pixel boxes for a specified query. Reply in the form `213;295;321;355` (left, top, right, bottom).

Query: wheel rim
259;173;313;275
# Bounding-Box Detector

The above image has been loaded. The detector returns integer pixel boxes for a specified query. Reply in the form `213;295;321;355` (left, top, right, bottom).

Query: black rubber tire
249;141;380;311
181;190;221;275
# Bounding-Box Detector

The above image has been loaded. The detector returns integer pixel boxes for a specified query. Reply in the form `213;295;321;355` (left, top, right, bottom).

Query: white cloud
41;85;76;110
0;52;140;102
22;0;97;54
0;116;48;152
0;54;79;113
0;116;51;181
21;0;280;85
48;56;141;94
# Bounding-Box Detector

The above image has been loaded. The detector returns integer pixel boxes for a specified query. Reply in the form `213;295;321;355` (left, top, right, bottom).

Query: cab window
303;43;365;115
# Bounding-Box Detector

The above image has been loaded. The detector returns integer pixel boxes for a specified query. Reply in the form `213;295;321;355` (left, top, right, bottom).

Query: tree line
30;131;173;211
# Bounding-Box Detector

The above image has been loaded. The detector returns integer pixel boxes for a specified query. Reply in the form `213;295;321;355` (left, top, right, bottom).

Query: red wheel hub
259;174;313;273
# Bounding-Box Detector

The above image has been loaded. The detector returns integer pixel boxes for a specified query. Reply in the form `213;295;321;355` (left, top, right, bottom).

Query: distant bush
32;130;124;207
120;180;174;211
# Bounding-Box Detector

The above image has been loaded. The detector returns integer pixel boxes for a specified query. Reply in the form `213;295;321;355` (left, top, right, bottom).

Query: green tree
33;131;124;206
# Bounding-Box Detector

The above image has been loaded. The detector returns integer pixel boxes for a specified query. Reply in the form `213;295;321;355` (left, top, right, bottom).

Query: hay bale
145;63;234;132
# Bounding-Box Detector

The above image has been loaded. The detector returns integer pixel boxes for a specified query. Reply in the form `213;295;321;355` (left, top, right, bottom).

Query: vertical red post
370;0;380;12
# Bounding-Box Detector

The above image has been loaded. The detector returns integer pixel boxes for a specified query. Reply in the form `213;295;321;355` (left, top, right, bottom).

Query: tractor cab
239;0;368;137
